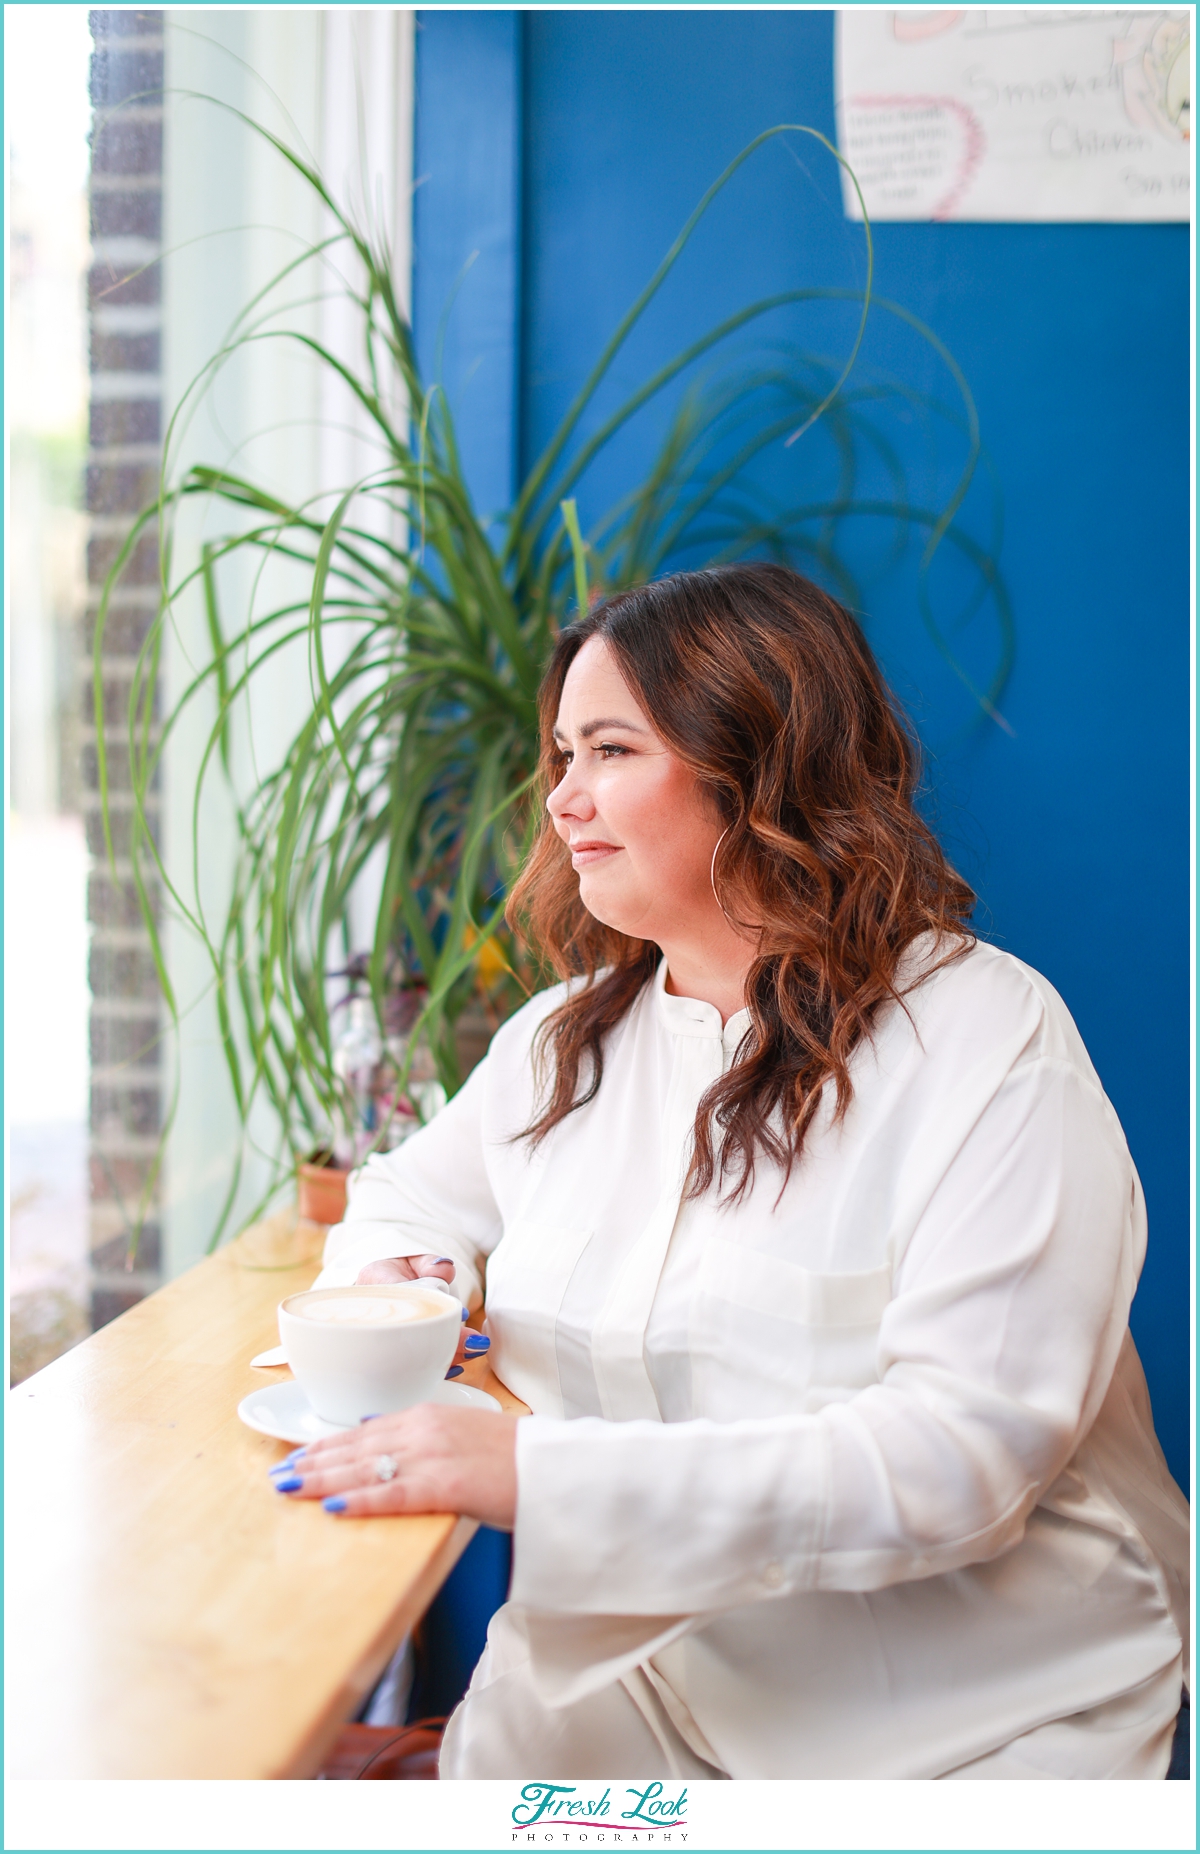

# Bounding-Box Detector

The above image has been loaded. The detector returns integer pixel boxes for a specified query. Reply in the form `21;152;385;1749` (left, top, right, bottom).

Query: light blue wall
414;10;1191;1488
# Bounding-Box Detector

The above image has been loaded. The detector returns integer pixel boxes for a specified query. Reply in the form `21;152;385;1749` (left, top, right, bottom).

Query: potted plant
96;117;1011;1247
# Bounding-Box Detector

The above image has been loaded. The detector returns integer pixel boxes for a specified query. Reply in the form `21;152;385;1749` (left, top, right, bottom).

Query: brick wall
85;9;164;1325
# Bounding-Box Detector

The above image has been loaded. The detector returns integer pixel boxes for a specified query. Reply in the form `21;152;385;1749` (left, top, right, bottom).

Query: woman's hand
355;1252;484;1374
356;1253;455;1288
269;1406;520;1529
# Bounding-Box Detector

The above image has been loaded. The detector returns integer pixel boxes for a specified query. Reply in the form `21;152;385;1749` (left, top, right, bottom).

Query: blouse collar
653;957;752;1053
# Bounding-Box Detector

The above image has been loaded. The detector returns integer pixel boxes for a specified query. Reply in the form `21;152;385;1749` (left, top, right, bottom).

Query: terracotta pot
297;1156;349;1227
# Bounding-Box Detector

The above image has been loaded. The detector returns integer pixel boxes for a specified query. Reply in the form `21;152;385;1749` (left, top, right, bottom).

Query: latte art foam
295;1293;444;1325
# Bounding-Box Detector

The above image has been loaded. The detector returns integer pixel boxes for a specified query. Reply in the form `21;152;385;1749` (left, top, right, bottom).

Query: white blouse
321;937;1189;1778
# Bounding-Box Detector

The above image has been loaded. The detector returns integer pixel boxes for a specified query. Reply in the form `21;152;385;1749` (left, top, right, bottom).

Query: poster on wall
835;8;1191;221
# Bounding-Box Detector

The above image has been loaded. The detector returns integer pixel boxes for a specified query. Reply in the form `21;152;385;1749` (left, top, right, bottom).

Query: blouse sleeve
510;1050;1143;1616
318;1057;503;1308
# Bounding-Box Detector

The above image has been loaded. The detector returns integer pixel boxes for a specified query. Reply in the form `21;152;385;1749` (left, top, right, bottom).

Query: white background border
5;1775;1197;1851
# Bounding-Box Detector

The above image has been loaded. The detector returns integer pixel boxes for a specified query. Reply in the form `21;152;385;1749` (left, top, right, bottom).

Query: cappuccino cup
278;1282;461;1425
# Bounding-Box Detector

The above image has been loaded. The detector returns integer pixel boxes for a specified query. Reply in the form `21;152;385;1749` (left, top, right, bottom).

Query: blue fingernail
359;1414;380;1424
324;1496;347;1513
275;1476;303;1493
434;1257;454;1265
271;1451;305;1472
464;1333;490;1353
461;1304;470;1323
445;1365;464;1379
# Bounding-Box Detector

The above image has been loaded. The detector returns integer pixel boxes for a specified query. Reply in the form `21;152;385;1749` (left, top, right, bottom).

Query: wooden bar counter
7;1243;523;1779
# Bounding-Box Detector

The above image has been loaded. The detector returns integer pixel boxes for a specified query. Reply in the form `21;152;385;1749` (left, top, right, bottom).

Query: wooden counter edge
277;1360;529;1777
277;1513;477;1778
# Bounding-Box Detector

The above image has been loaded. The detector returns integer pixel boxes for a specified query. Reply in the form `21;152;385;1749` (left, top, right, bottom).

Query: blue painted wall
415;10;1190;1488
412;10;522;524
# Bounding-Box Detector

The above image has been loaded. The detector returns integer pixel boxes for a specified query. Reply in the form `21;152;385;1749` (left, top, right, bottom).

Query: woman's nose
547;761;593;821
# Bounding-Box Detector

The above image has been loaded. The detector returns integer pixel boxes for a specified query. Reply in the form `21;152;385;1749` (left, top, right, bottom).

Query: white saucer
237;1377;501;1445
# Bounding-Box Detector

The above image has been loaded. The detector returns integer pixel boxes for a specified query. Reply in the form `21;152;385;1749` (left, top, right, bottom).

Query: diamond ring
374;1454;399;1483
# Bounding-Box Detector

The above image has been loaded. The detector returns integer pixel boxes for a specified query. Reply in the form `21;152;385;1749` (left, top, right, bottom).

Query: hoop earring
710;827;730;919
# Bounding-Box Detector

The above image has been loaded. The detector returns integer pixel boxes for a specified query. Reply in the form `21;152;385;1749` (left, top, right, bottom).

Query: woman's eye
596;743;629;759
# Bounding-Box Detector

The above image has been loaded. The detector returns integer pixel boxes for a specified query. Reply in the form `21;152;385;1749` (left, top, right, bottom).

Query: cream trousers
440;1606;1181;1781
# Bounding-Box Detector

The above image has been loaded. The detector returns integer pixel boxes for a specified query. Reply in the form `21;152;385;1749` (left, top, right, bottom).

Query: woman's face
546;635;725;944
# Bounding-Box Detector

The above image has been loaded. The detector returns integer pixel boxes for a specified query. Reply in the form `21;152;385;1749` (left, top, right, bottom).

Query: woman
278;564;1188;1779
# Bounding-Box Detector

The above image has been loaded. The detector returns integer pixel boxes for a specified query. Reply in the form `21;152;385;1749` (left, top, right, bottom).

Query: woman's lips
570;841;622;867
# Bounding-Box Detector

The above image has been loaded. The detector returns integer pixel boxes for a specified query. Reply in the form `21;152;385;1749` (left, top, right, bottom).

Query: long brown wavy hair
506;562;975;1200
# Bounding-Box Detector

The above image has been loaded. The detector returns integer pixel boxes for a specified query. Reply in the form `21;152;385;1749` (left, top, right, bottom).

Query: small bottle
332;993;383;1166
377;987;447;1148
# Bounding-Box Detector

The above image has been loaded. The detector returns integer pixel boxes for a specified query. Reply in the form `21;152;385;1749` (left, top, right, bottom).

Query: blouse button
762;1561;784;1590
